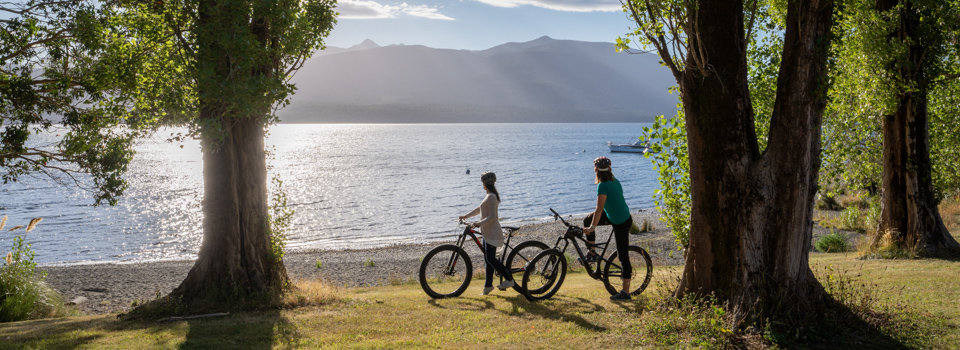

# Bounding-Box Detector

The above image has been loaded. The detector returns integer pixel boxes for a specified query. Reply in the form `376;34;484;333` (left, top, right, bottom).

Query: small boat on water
607;139;654;154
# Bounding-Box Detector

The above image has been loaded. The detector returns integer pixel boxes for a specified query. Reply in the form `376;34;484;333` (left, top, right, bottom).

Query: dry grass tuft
939;198;960;232
25;218;43;233
280;278;345;308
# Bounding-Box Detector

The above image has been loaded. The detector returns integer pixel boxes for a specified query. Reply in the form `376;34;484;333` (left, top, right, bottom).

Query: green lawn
2;254;958;349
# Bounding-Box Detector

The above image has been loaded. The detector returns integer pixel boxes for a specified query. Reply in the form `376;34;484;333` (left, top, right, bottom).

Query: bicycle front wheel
419;244;473;299
505;240;549;293
602;245;653;296
521;249;567;302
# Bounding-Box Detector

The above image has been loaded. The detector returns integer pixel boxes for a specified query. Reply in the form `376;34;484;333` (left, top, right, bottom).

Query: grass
2;254;958;349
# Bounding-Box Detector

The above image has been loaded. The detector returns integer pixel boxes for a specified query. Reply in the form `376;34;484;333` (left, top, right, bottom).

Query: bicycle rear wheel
521;249;567;302
419;244;473;298
602;245;653;296
505;240;549;293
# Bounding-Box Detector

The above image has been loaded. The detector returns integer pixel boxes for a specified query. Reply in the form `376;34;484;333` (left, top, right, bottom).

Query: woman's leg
612;217;633;292
483;241;513;286
582;212;613;251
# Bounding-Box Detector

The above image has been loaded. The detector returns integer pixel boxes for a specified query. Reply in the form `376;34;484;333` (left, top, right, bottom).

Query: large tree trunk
172;0;289;299
675;0;833;319
173;115;288;298
876;0;960;257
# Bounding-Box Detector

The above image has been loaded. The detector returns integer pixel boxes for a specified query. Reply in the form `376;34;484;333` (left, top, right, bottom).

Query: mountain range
279;36;677;123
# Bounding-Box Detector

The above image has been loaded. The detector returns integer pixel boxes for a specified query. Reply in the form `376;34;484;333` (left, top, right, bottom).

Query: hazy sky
327;0;633;50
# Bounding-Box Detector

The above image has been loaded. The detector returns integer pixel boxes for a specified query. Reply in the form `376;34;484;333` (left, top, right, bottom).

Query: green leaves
641;104;691;250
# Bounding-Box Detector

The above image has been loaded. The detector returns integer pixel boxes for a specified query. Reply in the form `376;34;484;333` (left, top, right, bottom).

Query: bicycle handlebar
548;208;578;228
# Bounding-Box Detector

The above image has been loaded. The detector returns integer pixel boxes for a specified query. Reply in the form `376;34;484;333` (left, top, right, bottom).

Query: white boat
607;139;654;154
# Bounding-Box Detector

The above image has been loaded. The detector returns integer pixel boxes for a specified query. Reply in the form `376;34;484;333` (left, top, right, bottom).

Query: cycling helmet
594;157;611;171
481;171;496;184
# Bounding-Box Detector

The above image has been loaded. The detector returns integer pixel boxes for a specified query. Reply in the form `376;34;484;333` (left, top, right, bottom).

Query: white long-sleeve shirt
463;193;504;247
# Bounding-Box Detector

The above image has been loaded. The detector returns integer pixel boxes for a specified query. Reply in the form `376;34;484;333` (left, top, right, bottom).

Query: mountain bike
419;221;549;299
521;208;653;301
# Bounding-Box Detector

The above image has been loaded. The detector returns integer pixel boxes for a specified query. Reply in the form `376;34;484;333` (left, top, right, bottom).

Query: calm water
0;123;658;265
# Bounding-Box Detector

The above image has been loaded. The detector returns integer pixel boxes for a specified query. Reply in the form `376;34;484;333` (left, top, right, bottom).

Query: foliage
838;206;863;232
1;0;157;205
746;1;787;153
863;196;881;233
815;231;850;253
269;174;294;264
640;109;690;250
123;0;339;139
824;0;960;199
0;218;67;322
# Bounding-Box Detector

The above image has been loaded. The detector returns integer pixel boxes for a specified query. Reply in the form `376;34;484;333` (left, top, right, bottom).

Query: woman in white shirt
459;172;513;295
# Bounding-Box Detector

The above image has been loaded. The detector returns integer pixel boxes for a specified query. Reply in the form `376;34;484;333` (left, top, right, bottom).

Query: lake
0;123;659;265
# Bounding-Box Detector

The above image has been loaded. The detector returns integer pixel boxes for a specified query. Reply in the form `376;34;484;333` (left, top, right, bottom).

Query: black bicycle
418;221;549;299
521;208;653;301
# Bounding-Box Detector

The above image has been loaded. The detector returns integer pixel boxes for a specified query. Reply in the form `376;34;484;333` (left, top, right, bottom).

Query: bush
862;198;881;233
838;206;863;232
815;231;850;253
0;218;68;322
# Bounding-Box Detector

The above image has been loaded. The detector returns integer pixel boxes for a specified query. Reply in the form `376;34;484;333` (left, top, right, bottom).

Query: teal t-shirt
597;179;631;225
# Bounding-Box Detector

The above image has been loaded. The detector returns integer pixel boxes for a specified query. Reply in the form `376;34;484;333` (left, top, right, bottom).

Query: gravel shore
43;209;838;315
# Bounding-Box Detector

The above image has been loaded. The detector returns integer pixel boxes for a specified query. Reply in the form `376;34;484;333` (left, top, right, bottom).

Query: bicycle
521;208;653;301
418;220;549;299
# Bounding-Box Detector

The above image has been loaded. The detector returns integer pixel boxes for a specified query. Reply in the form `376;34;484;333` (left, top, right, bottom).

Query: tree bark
675;0;833;319
173;115;288;298
172;0;289;300
876;0;960;257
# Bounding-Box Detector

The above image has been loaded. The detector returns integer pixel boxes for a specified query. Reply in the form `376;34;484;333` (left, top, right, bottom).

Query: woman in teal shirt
582;156;634;300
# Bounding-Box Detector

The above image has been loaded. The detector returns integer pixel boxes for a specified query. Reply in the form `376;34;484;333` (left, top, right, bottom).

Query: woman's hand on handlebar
583;226;595;234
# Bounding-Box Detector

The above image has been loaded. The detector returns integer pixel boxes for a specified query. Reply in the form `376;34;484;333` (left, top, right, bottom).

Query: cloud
473;0;621;12
338;1;455;20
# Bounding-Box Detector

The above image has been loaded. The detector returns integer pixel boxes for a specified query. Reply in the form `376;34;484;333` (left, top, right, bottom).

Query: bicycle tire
419;244;473;299
505;240;549;293
601;245;653;296
521;249;567;302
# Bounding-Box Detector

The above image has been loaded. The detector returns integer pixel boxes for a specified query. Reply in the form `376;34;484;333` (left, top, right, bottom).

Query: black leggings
583;212;633;279
483;241;513;287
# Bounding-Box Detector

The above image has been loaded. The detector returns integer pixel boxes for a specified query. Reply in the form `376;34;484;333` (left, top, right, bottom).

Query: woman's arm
459;205;481;221
584;194;607;234
472;196;497;227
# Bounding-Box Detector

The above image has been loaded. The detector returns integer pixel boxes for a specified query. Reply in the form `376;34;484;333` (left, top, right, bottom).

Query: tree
829;0;960;257
621;0;835;320
1;0;151;205
125;0;336;301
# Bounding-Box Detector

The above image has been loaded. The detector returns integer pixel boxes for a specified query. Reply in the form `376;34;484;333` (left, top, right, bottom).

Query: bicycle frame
548;209;617;281
443;222;519;277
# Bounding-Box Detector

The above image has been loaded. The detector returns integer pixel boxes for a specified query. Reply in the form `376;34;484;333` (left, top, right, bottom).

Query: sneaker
481;286;495;295
610;291;632;300
496;279;515;291
584;251;600;263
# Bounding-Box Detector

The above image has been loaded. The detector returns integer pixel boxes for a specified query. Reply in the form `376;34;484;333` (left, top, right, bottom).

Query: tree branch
0;29;73;62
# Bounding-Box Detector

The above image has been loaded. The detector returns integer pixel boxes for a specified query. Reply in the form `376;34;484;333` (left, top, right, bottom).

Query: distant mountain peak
533;35;554;41
349;39;380;50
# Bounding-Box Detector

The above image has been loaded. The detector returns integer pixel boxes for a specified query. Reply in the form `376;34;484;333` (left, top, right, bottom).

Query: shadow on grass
0;310;303;349
499;294;608;332
764;302;920;350
423;291;608;332
0;317;106;349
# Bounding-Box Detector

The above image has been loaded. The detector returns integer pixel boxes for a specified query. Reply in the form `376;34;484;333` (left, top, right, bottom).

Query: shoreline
43;208;840;315
43;210;682;315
